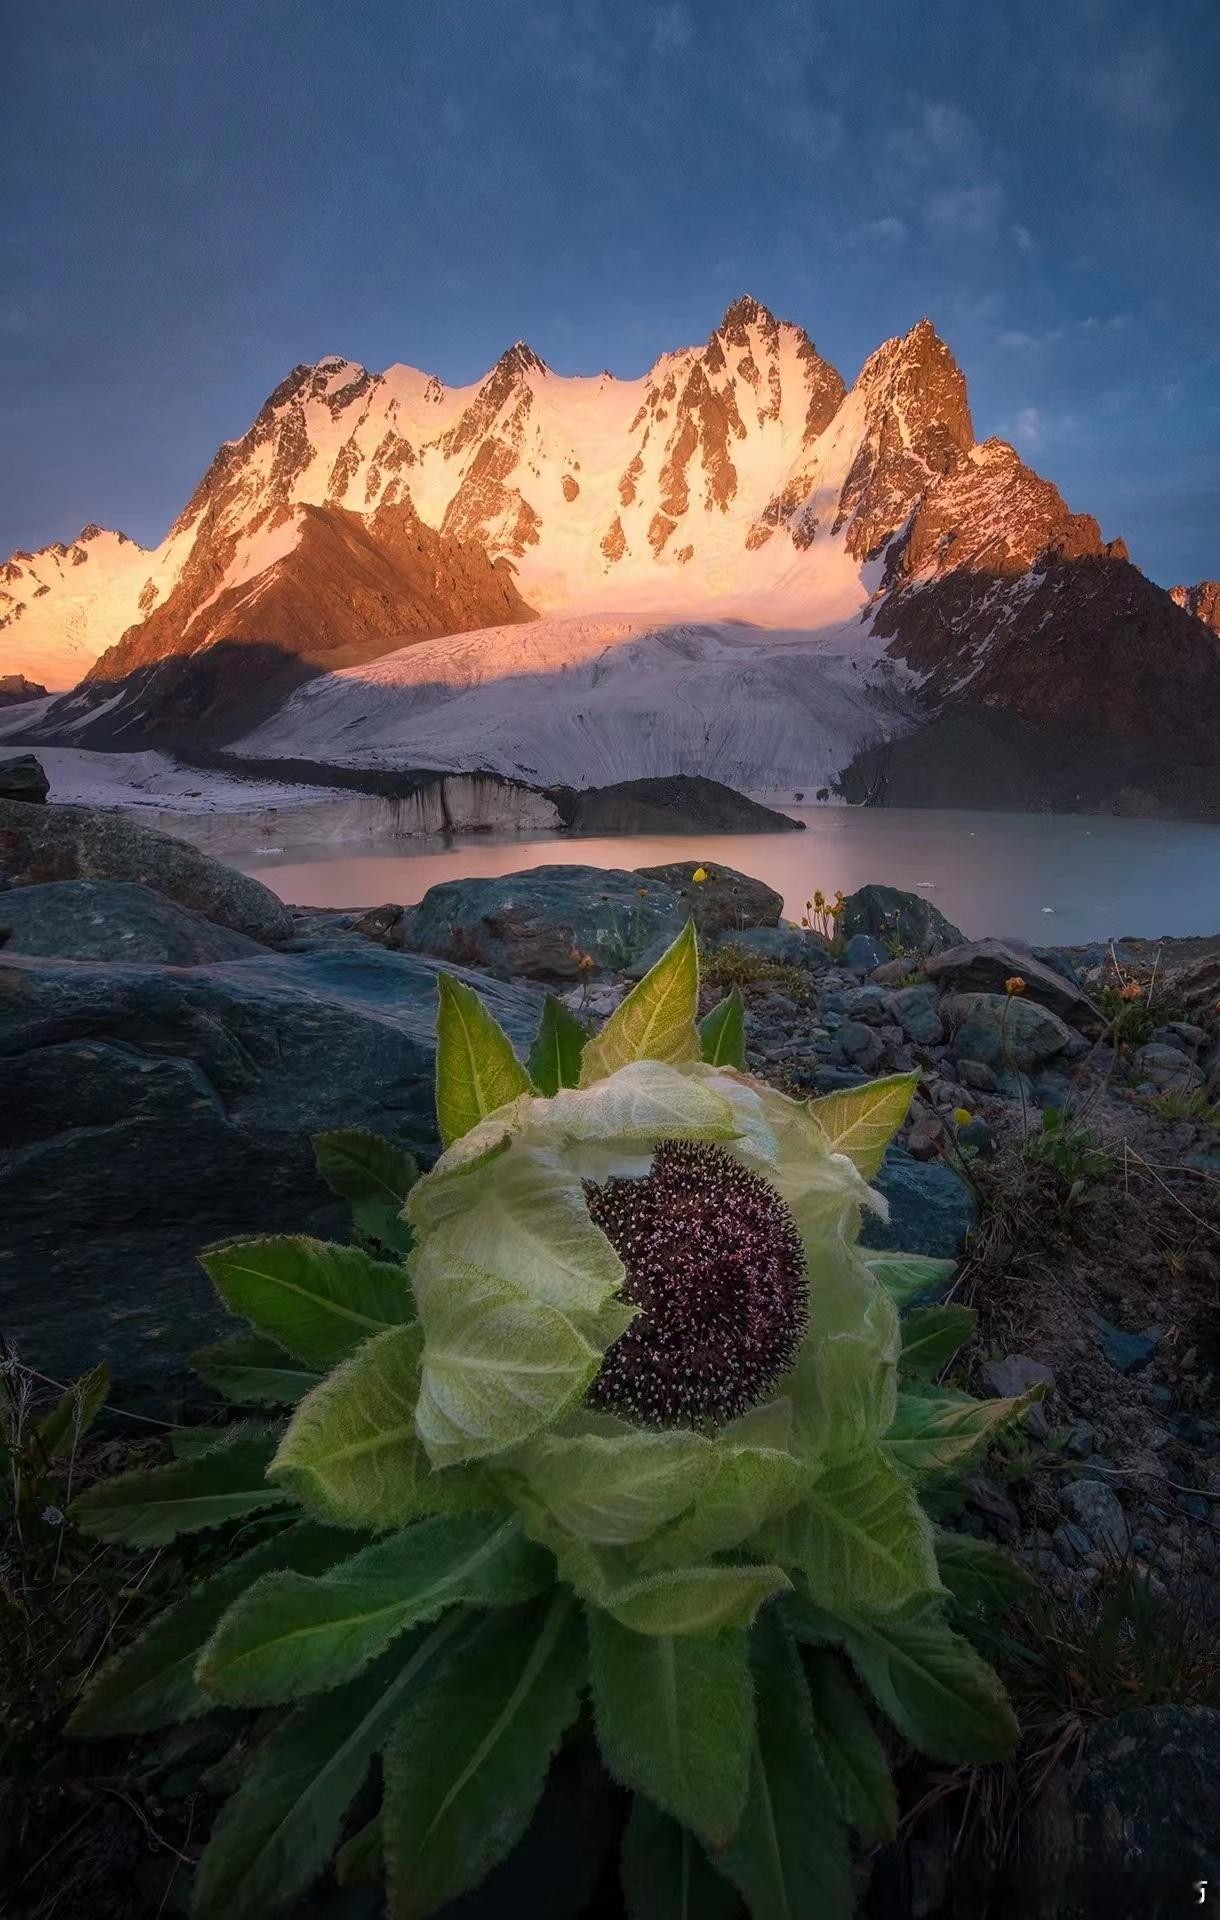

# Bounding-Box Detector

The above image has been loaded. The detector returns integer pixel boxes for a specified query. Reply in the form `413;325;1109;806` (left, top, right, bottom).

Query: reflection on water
237;806;1220;947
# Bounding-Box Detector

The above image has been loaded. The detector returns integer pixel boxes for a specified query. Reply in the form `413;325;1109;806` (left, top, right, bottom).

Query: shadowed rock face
399;865;687;980
0;799;292;943
0;944;544;1405
1171;578;1220;640
0;879;268;964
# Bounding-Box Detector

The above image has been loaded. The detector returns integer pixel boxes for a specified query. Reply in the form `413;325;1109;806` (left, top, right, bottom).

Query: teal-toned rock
400;864;685;980
840;884;965;956
711;924;831;971
868;1146;978;1263
891;984;945;1045
944;991;1078;1071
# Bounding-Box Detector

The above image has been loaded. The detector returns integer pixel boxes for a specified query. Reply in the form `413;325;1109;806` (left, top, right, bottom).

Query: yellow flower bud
692;867;709;884
953;1107;973;1127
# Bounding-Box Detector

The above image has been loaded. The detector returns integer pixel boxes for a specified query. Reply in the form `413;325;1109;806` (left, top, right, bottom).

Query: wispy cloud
1011;222;1037;256
1086;37;1179;130
1005;405;1084;452
925;183;1004;238
855;215;909;245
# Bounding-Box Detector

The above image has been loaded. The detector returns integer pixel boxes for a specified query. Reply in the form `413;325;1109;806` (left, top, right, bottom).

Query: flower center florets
584;1140;808;1428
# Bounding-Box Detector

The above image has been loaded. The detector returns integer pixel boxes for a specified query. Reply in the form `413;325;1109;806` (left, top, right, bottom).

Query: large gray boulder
711;925;831;972
926;937;1101;1030
0;879;266;964
634;862;782;937
867;1146;978;1260
839;884;965;956
0;754;50;804
0;800;292;945
943;991;1081;1071
400;865;685;980
0;944;544;1404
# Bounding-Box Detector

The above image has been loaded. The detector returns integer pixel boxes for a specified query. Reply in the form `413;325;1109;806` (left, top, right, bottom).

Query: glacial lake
237;806;1220;948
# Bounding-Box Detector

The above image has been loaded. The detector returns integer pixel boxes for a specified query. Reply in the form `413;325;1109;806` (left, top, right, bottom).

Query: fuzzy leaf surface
860;1248;958;1308
270;1325;456;1530
527;995;589;1095
414;1263;599;1468
70;1424;291;1545
788;1599;1019;1764
698;986;745;1069
515;1427;713;1545
808;1072;919;1179
579;922;700;1084
191;1334;322;1407
435;973;532;1147
885;1385;1042;1480
761;1448;940;1615
716;1617;852;1920
589;1609;753;1847
201;1235;411;1369
603;1563;790;1637
804;1649;898;1843
313;1127;419;1255
899;1305;978;1379
200;1514;549;1703
68;1523;356;1735
382;1593;585;1919
935;1530;1035;1617
192;1615;465;1920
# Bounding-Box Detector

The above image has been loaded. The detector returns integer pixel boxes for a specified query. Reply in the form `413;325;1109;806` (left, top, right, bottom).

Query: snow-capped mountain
5;296;1218;816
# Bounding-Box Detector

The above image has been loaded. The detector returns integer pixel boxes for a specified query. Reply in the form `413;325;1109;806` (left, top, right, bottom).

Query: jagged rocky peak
884;437;1120;589
494;340;549;380
1171;580;1220;639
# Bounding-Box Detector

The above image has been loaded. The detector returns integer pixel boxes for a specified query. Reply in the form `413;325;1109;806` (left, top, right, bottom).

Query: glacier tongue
233;612;920;792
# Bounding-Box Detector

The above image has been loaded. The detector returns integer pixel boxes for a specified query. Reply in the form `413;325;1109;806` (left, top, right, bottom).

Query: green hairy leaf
313;1127;420;1256
885;1384;1044;1480
200;1235;412;1370
639;1437;806;1570
899;1305;978;1379
527;995;589;1094
620;1798;739;1920
68;1522;357;1736
579;921;700;1085
200;1514;550;1703
698;985;745;1069
71;1424;292;1546
270;1324;457;1530
382;1593;586;1919
191;1333;322;1407
335;1814;383;1887
602;1563;790;1637
408;1139;624;1316
761;1448;941;1616
783;1239;899;1461
808;1071;919;1179
413;1262;600;1468
789;1599;1019;1763
588;1610;753;1847
516;1427;714;1546
861;1247;958;1308
192;1613;467;1920
717;1617;853;1920
804;1649;898;1843
435;973;532;1147
35;1361;109;1463
935;1529;1035;1617
169;1426;232;1459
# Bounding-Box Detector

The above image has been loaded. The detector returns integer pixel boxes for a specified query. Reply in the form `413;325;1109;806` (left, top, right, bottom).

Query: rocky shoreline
3;785;1220;1916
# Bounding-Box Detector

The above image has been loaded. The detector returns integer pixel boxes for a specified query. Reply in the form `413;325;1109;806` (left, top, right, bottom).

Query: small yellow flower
1120;981;1142;1002
800;915;810;928
692;867;709;884
831;902;844;918
813;891;824;909
1005;975;1026;995
572;948;597;973
953;1107;973;1127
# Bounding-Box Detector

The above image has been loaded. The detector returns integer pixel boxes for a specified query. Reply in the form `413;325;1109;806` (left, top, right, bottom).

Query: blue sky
4;0;1217;585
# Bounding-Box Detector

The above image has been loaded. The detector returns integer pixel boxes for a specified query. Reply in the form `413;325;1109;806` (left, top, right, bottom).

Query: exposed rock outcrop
547;776;803;836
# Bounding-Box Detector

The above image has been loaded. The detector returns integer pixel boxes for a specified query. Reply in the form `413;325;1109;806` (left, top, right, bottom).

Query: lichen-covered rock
0;800;292;944
944;991;1079;1071
926;937;1100;1029
891;983;945;1045
867;1146;977;1260
715;924;831;970
1130;1043;1205;1093
0;880;267;964
634;860;782;936
840;884;966;955
399;865;684;980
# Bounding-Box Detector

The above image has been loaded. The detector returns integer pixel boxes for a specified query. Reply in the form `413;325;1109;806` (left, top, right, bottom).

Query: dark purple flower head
585;1140;808;1428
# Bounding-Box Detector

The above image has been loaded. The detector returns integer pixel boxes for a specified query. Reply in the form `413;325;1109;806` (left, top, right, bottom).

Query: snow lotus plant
69;927;1038;1920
